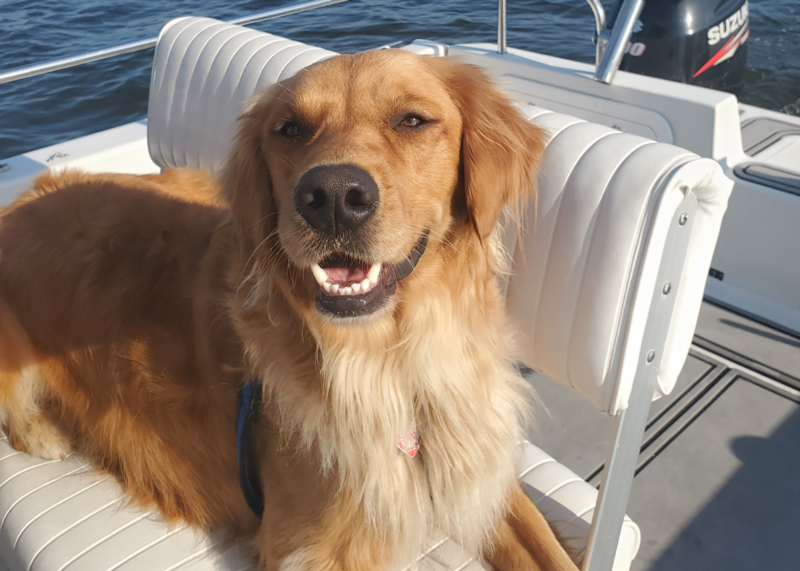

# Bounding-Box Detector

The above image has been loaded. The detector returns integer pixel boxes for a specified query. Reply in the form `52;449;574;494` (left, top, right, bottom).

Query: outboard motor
614;0;749;93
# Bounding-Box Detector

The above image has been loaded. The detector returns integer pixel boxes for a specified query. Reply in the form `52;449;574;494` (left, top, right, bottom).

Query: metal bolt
662;282;672;295
679;212;689;225
646;350;656;363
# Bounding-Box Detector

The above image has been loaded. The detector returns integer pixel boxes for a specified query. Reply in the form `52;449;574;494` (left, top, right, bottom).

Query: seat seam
0;453;76;489
104;524;187;571
55;511;157;571
552;504;596;535
26;497;123;571
163;536;228;571
1;463;89;528
179;27;253;168
530;125;615;389
402;536;449;570
13;477;109;548
170;25;243;168
455;557;477;571
156;19;221;168
564;138;654;388
252;42;304;89
543;477;583;498
275;46;321;81
0;451;23;463
518;457;555;479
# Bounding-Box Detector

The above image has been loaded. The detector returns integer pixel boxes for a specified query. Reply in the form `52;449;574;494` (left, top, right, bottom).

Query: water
1;0;799;159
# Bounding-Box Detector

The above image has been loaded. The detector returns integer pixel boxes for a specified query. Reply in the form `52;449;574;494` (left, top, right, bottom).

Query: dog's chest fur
240;260;528;556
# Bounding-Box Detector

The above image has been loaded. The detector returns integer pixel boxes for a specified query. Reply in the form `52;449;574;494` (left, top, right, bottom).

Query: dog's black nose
294;165;379;237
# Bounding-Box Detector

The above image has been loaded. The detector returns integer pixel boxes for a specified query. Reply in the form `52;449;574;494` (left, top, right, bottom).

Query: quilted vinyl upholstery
147;17;335;173
0;436;637;571
0;436;253;571
505;106;731;412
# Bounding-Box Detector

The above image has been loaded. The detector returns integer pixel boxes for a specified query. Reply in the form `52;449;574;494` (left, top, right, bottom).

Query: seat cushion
147;17;335;174
0;436;638;571
504;105;732;413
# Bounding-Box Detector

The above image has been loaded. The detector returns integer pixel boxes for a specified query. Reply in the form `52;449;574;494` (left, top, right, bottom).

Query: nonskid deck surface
525;301;800;570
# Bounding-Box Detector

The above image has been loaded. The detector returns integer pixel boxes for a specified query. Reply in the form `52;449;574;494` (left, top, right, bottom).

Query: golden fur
0;50;577;570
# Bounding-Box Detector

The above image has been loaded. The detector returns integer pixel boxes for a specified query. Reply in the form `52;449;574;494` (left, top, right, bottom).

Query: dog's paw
6;415;70;460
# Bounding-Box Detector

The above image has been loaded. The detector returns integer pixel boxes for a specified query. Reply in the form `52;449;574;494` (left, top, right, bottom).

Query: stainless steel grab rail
585;0;607;66
593;0;645;84
0;0;350;86
497;0;507;54
494;0;645;85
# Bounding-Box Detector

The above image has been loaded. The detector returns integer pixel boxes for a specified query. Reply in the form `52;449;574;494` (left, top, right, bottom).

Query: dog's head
222;50;544;323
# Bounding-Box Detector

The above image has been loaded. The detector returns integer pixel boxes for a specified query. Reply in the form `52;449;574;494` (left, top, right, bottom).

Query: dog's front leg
485;485;578;571
260;489;395;571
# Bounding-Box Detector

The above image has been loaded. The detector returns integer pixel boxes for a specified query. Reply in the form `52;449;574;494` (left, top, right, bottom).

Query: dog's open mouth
310;232;429;318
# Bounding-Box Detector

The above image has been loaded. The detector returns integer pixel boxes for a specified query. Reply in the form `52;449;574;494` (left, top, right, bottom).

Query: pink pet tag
397;416;421;458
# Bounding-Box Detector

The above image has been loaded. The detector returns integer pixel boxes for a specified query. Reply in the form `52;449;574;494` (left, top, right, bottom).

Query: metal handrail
585;0;607;66
593;0;645;84
497;0;507;54
0;0;349;86
494;0;644;85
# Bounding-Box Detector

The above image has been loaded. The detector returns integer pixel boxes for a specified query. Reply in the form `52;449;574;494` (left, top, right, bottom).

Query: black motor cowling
615;0;749;93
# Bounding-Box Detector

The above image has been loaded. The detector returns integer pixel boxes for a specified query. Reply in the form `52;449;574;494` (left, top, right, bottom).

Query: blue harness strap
236;379;264;518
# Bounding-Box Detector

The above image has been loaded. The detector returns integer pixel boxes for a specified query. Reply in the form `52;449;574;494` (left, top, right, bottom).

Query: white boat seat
0;437;638;571
146;17;336;174
505;104;731;413
1;14;734;571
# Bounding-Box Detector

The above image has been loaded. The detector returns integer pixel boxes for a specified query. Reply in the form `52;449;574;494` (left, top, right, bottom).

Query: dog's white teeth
316;262;380;297
311;263;329;287
367;263;381;283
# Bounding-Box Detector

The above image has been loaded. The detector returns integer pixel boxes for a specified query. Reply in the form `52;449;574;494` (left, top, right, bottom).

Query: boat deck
525;301;800;570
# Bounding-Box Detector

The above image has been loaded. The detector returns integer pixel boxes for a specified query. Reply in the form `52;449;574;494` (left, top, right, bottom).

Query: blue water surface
1;0;798;158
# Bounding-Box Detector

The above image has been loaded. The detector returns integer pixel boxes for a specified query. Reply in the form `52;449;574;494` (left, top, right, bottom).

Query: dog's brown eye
279;121;303;139
396;114;428;131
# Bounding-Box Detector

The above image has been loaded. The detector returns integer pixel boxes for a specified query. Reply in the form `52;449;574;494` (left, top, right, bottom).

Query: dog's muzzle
310;231;429;319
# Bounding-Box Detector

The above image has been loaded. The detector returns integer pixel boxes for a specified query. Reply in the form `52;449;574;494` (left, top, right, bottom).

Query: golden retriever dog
0;50;577;571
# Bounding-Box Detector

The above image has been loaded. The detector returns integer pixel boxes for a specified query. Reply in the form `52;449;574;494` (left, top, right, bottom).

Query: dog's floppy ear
430;58;546;240
220;92;277;253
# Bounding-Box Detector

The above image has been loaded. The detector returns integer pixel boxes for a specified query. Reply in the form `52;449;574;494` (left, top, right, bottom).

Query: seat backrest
146;18;733;415
147;17;335;173
505;105;732;413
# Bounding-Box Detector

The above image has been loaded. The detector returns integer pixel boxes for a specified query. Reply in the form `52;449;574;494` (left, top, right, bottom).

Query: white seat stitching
13;477;109;548
162;536;227;571
104;524;186;571
0;454;76;489
25;497;122;571
518;457;555;479
1;464;89;528
543;477;583;498
55;510;154;571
